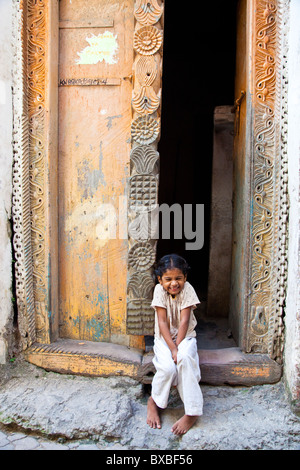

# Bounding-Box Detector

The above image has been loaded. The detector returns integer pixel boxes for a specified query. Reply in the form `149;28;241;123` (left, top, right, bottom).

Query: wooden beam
25;339;143;379
25;340;282;386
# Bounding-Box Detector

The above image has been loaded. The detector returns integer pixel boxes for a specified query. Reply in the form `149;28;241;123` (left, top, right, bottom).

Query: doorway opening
156;0;239;350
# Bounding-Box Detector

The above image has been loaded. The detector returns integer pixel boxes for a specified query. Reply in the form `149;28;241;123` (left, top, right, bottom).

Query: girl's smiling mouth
169;285;180;293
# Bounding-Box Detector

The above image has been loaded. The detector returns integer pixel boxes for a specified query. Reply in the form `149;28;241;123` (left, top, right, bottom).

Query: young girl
147;254;203;435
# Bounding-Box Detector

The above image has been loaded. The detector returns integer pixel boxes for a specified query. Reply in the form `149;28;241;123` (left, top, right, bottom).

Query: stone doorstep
24;339;282;386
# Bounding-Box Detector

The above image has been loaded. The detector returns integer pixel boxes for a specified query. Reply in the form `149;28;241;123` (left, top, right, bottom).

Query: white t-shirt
151;281;200;340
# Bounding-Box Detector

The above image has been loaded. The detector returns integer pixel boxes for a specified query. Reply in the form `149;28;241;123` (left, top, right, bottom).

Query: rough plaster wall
285;0;300;411
0;0;13;364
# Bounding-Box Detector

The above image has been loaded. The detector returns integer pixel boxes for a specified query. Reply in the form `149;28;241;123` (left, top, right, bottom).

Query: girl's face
158;268;186;296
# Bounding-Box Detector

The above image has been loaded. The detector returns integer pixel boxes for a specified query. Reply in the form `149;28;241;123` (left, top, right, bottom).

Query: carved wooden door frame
12;0;288;364
12;0;59;347
230;0;289;362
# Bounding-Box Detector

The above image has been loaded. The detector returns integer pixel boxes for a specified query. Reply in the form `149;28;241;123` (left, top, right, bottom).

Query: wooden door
58;0;133;343
230;0;249;345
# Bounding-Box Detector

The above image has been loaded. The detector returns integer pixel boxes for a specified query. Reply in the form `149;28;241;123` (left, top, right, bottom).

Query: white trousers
151;336;203;416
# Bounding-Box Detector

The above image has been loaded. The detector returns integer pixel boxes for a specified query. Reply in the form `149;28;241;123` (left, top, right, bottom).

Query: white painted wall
285;0;300;410
0;0;13;364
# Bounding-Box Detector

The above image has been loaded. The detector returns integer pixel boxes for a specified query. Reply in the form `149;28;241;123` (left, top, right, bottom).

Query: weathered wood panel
58;0;134;344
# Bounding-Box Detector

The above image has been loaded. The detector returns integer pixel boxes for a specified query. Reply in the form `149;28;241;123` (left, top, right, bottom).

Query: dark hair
154;254;191;280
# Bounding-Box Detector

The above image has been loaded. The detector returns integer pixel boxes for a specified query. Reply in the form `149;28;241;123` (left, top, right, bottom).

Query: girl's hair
154;254;191;279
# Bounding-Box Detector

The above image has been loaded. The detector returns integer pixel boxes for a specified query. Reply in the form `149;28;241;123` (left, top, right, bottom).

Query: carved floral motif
131;115;160;144
128;241;156;271
133;25;163;55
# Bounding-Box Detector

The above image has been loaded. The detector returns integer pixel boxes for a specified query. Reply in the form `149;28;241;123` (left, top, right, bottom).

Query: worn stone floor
0;358;299;451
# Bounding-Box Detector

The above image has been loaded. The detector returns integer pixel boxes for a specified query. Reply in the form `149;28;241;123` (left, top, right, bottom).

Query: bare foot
171;415;198;435
147;397;161;429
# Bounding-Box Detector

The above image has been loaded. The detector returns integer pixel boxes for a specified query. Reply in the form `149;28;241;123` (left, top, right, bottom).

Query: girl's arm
175;307;191;346
156;306;178;363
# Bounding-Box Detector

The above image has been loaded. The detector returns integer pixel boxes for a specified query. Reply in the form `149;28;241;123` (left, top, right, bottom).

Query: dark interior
157;0;239;307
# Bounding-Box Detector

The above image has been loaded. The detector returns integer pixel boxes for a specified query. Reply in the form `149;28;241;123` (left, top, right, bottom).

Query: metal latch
232;90;246;135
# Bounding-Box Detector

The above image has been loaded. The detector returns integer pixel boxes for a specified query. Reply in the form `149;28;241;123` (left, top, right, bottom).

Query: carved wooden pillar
126;0;164;335
248;0;288;361
12;0;59;347
12;0;36;348
231;0;288;362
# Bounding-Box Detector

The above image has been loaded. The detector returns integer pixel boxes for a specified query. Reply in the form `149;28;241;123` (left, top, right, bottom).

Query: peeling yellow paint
76;31;119;65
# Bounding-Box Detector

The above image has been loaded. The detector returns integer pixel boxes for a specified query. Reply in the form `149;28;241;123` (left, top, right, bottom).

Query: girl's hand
171;346;178;364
